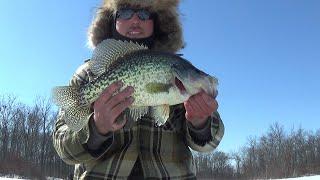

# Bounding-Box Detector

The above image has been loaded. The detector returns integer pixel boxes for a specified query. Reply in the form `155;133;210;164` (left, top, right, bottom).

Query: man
53;0;224;179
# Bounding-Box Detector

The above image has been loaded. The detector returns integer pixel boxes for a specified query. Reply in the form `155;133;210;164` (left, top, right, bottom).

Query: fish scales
52;39;218;131
82;52;174;106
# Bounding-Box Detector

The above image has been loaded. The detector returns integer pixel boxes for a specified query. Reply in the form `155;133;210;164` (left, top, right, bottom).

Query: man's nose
130;13;141;24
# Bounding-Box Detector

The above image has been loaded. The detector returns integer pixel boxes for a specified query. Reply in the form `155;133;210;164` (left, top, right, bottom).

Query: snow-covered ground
0;176;63;180
272;175;320;180
1;175;319;180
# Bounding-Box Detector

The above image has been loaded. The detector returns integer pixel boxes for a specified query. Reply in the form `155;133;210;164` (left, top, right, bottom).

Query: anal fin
151;105;170;126
125;106;150;122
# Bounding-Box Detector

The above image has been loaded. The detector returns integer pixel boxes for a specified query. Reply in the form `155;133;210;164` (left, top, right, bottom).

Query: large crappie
52;39;218;132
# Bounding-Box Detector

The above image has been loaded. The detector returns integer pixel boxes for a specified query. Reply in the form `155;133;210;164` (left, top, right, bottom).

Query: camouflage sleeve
186;118;212;145
87;116;113;150
52;61;121;165
184;111;225;152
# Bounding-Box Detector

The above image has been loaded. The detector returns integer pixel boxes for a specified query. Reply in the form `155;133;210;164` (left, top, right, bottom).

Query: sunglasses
116;8;153;21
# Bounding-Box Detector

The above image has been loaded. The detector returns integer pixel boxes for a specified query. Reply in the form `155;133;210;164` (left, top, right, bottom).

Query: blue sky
0;0;319;153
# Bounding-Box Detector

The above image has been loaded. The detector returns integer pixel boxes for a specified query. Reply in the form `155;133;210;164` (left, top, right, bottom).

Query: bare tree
0;94;73;178
34;96;52;173
2;93;320;179
0;95;18;161
237;123;320;179
230;151;241;178
194;150;234;179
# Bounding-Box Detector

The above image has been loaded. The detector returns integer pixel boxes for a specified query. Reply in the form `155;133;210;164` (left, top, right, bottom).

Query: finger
184;101;194;120
185;111;193;121
190;93;215;120
112;115;127;131
106;86;134;109
196;94;213;113
95;81;123;107
202;91;219;110
188;95;208;117
110;96;135;122
184;101;195;116
201;92;218;111
191;95;209;114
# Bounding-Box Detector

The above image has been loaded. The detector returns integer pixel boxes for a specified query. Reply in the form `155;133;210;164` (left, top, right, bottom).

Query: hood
87;0;184;53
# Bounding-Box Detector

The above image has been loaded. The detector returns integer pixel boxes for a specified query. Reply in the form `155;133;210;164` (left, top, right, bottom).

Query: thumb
185;111;193;121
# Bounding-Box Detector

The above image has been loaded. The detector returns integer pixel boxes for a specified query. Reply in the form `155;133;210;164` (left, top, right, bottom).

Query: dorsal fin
89;39;148;76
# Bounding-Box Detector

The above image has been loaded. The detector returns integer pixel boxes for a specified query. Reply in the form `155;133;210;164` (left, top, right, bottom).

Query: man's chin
127;35;145;39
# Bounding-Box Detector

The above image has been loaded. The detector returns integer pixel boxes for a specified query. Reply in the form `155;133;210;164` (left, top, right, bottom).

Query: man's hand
184;91;218;129
92;81;135;135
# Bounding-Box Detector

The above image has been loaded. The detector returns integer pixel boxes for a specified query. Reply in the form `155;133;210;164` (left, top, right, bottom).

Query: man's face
115;8;154;39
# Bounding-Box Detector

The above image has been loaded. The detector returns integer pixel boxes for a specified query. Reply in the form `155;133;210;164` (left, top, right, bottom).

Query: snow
0;176;26;180
0;175;319;180
272;175;320;180
0;176;63;180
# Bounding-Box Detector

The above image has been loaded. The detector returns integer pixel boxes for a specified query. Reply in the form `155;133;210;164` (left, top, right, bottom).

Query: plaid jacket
53;61;224;179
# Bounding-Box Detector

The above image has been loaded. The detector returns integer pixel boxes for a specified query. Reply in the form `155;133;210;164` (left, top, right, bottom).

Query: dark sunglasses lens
137;10;151;20
117;9;152;21
117;9;134;20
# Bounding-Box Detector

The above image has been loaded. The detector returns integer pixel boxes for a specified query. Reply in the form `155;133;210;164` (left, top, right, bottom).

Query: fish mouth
175;77;187;95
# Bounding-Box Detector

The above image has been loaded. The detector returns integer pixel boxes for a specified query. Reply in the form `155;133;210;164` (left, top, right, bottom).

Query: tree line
193;123;320;179
0;95;72;179
0;95;319;179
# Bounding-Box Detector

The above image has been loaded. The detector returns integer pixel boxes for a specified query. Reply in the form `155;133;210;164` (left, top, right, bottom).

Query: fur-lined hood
87;0;184;53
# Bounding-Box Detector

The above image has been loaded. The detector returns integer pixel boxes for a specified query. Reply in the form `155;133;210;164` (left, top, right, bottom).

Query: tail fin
52;86;91;132
64;106;92;132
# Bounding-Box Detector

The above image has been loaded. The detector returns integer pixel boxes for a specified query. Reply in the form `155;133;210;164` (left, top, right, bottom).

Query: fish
52;39;218;132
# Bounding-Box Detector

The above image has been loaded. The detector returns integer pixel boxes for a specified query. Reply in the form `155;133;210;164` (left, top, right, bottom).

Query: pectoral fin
145;83;172;94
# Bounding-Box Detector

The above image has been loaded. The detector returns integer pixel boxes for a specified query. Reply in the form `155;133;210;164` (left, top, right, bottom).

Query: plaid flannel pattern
53;61;224;179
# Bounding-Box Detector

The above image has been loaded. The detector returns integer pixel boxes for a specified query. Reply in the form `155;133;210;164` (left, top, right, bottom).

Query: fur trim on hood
87;0;184;52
